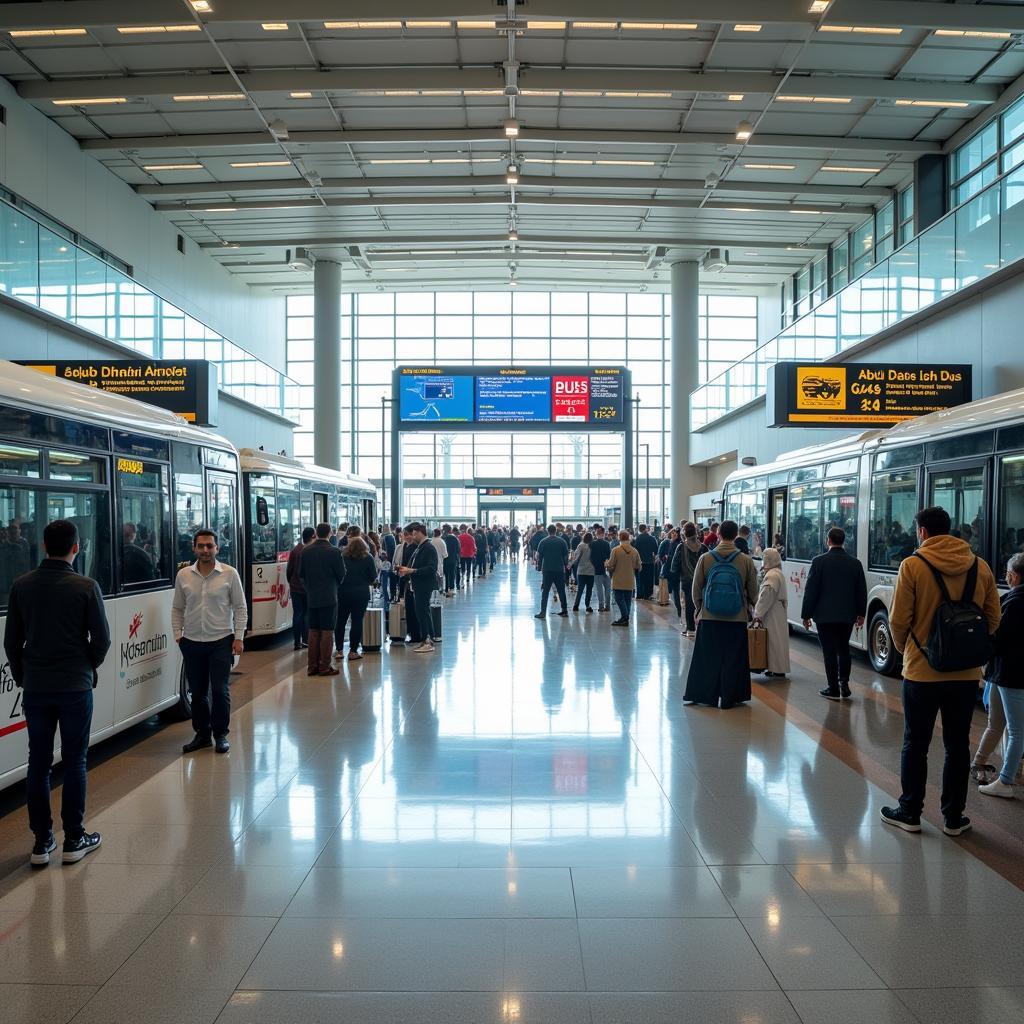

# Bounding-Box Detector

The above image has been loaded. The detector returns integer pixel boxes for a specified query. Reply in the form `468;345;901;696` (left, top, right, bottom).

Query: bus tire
163;661;193;721
868;609;900;677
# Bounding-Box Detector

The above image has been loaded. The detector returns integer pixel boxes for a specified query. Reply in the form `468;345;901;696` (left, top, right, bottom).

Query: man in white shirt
172;528;247;754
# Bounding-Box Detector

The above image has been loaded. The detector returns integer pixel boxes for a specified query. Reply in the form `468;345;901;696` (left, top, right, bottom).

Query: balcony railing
0;199;298;420
690;163;1024;430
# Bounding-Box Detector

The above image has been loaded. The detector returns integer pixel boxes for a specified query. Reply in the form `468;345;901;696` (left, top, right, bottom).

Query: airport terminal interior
1;2;1024;1022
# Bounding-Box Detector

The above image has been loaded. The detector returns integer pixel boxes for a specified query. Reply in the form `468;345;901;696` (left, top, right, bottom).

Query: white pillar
313;259;342;470
670;261;702;521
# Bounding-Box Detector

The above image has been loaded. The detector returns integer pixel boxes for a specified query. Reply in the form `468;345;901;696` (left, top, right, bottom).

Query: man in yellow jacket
882;506;1001;836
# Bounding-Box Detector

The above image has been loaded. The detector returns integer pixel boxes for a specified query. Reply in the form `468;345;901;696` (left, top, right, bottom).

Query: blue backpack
702;549;744;616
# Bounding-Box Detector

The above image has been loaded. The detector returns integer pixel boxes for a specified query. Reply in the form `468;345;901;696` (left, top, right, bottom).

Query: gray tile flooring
0;561;1020;1023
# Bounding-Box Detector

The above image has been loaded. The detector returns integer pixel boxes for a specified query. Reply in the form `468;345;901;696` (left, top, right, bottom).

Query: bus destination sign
17;359;218;426
768;361;973;428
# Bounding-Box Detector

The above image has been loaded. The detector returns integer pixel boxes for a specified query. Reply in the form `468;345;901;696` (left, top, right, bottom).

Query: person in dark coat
534;525;570;618
800;526;868;701
442;524;461;594
4;519;110;867
397;522;439;653
632;523;659;599
299;522;346;676
335;536;378;661
286;526;315;651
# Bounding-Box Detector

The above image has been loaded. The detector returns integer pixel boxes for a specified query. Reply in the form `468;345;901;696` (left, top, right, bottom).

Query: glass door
768;487;787;554
206;471;238;568
927;460;989;559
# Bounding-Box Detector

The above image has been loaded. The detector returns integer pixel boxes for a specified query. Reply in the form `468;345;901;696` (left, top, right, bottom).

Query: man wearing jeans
173;528;248;755
534;525;569;619
4;519;110;866
883;506;1000;836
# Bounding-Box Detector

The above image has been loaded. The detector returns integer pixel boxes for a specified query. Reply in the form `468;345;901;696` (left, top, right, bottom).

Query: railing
0;199;298;420
691;163;1024;430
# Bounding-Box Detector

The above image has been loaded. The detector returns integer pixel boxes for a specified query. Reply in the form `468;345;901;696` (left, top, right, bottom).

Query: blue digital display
399;374;474;422
475;376;552;422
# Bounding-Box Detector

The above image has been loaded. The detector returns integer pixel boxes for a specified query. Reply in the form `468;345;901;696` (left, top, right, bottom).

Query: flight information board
395;366;627;429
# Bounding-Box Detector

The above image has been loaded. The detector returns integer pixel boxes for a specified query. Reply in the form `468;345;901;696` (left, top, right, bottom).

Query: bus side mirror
256;496;270;527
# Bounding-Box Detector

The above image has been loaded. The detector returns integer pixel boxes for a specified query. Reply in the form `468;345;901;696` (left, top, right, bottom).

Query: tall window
285;291;757;520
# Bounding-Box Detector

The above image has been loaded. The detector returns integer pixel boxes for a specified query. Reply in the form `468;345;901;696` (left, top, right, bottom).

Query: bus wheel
163;661;193;721
868;609;900;677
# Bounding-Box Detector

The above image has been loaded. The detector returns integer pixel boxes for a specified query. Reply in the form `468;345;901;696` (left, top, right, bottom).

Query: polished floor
1;561;1022;1024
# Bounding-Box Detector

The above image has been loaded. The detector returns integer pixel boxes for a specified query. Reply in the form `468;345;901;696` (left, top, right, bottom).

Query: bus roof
0;359;235;452
238;448;375;493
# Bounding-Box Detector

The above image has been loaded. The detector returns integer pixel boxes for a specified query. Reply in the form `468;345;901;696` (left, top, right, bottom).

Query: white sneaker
414;642;435;654
979;777;1016;798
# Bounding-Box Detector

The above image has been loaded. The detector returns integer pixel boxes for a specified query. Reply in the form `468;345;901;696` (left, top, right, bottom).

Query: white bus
0;360;243;791
240;449;376;637
721;387;1024;675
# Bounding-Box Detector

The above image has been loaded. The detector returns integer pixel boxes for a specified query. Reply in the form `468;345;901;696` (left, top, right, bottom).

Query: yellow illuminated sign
117;457;144;475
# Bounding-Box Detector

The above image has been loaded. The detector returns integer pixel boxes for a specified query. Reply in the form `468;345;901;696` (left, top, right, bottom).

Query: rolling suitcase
387;601;406;641
362;607;384;651
657;577;670;606
429;589;443;642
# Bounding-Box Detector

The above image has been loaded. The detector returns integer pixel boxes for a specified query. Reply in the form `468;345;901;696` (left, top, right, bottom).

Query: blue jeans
593;575;611;610
614;589;633;620
997;686;1024;785
23;689;94;840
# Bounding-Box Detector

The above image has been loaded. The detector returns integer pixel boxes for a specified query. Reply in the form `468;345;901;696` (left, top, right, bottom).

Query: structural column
670;260;702;522
313;258;342;471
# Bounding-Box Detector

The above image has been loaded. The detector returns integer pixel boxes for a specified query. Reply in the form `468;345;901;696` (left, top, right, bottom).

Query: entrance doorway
480;505;545;530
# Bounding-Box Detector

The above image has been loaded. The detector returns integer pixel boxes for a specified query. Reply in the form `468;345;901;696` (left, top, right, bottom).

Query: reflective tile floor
1;561;1022;1024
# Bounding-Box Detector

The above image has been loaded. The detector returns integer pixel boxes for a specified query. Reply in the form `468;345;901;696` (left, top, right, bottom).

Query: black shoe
943;815;972;836
30;832;57;868
586;607;593;613
612;619;628;626
572;605;580;612
215;736;230;754
840;684;853;700
62;832;102;864
182;735;212;753
819;688;843;702
535;612;546;619
880;806;921;833
558;611;569;618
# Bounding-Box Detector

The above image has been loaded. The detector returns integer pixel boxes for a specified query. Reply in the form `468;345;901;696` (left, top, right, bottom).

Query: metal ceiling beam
4;0;1024;33
22;68;999;105
197;233;828;250
83;128;942;154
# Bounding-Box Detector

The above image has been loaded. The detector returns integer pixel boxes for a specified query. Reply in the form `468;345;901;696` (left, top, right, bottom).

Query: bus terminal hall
2;4;1024;1024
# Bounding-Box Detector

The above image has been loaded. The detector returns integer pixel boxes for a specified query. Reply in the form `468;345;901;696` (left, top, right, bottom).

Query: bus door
206;471;239;570
313;491;328;526
927;459;989;559
768;487;787;552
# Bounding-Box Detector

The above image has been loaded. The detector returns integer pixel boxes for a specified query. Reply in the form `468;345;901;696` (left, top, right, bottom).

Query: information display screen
396;366;627;429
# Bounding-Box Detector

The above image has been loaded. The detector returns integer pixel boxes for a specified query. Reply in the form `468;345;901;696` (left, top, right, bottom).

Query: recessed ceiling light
290;91;312;99
143;163;203;170
506;163;520;184
116;25;201;34
204;207;238;213
504;118;520;138
406;21;450;28
776;95;851;104
734;24;762;32
52;96;127;105
10;28;87;37
620;23;698;31
573;22;618;30
230;160;292;167
895;99;970;108
735;120;754;141
818;25;903;35
596;159;656;166
821;165;882;173
744;163;796;170
456;21;496;29
261;23;289;31
369;158;431;164
173;93;245;102
808;1;832;13
190;1;212;11
527;21;566;30
934;29;1012;39
728;94;745;101
324;20;402;29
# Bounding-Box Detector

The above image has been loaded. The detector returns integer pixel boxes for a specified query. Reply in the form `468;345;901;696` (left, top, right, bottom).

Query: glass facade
285;291;758;521
0;198;297;417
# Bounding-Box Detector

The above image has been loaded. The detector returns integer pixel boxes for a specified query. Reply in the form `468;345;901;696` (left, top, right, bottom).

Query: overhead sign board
395;366;628;430
768;361;972;428
17;359;218;426
478;487;547;497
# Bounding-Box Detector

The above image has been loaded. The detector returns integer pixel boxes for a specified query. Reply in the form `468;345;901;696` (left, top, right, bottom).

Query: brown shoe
306;630;321;675
319;666;340;676
318;630;335;673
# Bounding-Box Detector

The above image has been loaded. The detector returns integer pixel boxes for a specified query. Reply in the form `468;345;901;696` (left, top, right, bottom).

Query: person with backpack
800;526;868;701
684;520;758;708
882;505;1001;836
672;523;707;636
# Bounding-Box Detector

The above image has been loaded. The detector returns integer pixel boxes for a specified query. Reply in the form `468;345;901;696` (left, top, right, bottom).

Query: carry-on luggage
362;607;384;651
657;578;670;606
429;589;443;641
747;624;768;673
387;601;406;641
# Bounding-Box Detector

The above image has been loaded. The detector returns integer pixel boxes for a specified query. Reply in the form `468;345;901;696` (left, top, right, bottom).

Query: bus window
0;487;37;608
870;470;920;568
277;478;301;553
929;465;986;558
172;442;203;570
207;474;237;567
998;455;1024;580
249;474;277;563
822;476;858;554
117;459;169;586
787;482;823;561
44;488;112;595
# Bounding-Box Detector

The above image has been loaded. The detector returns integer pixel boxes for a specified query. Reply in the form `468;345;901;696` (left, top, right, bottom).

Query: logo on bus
120;611;168;675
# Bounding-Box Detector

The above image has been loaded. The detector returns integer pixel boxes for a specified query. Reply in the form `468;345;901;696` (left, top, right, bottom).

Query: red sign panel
552;376;589;422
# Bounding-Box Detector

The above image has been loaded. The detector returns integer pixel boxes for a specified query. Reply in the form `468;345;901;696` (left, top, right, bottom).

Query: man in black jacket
299;522;346;676
398;522;439;653
632;524;659;599
801;527;868;701
441;524;460;595
3;520;110;867
535;525;570;619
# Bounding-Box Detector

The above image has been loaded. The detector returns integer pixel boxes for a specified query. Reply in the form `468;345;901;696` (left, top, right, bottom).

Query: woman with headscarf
752;547;790;677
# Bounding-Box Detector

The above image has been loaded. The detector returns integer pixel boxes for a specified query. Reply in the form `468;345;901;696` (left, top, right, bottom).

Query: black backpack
910;553;993;673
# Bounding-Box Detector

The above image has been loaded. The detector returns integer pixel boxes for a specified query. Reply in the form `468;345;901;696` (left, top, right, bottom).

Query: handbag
747;624;769;672
657;578;670;606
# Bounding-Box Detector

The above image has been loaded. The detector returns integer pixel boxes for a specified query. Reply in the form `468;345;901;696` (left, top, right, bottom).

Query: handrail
0;198;299;421
690;160;1024;431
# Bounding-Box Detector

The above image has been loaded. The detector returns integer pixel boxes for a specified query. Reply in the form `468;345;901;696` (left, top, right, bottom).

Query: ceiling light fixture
204;207;238;213
776;95;851;104
506;163;520;185
818;25;903;35
324;20;402;29
456;21;496;29
9;28;87;37
503;117;520;137
934;29;1012;40
895;99;970;108
509;227;519;241
52;96;127;105
369;158;430;164
261;23;289;31
143;163;203;170
728;94;745;101
808;1;832;13
230;160;291;167
406;21;450;28
744;162;796;170
573;22;618;30
734;24;762;32
290;91;313;99
620;23;698;31
190;1;213;11
596;159;656;166
116;24;201;34
735;120;754;141
173;93;245;102
821;165;882;173
527;21;566;30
